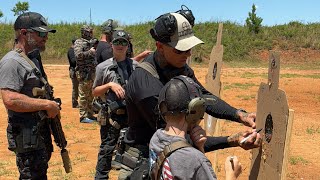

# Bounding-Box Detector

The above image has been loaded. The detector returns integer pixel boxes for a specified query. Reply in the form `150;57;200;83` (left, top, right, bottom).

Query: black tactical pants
16;148;52;180
95;115;127;180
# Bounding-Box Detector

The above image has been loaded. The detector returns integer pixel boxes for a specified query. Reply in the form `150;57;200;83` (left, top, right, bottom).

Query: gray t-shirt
92;57;139;100
149;129;217;180
0;50;42;119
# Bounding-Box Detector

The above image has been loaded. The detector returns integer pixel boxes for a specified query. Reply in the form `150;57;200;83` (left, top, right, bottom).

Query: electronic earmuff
150;13;177;43
177;76;206;124
150;5;195;43
159;75;206;124
175;5;195;27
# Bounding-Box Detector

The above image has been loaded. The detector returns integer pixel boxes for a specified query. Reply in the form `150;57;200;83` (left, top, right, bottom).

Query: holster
7;114;47;154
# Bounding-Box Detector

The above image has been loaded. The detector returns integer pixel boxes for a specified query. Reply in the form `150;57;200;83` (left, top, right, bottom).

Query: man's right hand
227;129;262;150
46;100;60;118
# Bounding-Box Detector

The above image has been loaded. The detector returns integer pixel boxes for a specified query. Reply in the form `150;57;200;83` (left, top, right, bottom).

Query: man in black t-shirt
95;19;115;64
67;38;79;108
119;10;262;179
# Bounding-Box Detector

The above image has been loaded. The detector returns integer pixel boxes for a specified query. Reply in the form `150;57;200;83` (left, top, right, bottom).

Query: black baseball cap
112;30;129;42
14;12;56;33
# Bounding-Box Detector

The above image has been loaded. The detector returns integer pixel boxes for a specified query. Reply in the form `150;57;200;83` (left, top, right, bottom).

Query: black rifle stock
32;86;72;173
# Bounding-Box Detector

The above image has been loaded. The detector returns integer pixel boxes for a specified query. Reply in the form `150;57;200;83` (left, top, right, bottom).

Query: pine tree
246;4;263;34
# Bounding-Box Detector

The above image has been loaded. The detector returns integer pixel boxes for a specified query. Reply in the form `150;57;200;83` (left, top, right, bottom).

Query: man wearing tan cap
118;7;261;179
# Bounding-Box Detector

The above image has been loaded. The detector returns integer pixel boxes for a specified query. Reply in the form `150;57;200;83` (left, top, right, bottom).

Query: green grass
2;21;320;65
236;94;256;100
289;156;309;165
281;73;320;79
306;126;320;135
240;72;268;79
223;82;256;90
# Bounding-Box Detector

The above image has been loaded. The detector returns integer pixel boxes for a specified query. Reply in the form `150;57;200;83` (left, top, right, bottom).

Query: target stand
249;51;294;180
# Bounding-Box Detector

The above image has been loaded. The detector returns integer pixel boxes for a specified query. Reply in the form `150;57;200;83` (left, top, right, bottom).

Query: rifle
32;85;72;173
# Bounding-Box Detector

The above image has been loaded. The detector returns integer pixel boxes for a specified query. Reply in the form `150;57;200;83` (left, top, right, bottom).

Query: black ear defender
150;13;177;43
176;5;195;27
150;5;195;43
158;75;206;124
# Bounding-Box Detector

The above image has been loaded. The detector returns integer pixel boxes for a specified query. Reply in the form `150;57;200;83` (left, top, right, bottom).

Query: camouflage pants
70;68;79;107
77;72;94;119
16;149;51;180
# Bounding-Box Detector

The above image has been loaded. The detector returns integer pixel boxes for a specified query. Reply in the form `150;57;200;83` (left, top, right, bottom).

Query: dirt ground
0;63;319;180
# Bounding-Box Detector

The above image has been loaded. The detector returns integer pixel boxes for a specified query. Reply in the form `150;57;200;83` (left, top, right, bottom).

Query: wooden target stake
249;51;294;180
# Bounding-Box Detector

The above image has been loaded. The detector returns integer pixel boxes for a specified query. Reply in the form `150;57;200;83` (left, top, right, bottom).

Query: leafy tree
11;1;29;16
0;10;3;18
245;4;263;34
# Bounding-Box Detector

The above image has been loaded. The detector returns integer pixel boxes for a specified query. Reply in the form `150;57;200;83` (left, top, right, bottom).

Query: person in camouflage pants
74;25;97;123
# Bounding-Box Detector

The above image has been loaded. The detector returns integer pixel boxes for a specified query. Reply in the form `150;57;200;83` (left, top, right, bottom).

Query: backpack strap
138;61;159;79
153;141;192;180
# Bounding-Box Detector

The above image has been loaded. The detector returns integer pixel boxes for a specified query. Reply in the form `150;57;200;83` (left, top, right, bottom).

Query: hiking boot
80;117;95;123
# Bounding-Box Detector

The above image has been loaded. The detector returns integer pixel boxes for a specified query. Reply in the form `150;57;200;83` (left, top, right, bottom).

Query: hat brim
167;35;204;51
112;37;129;42
31;26;56;33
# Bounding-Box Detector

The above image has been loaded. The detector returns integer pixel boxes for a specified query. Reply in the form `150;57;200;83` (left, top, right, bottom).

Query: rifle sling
15;49;49;87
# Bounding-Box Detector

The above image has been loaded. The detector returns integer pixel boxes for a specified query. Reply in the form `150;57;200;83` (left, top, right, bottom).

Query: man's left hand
237;110;256;129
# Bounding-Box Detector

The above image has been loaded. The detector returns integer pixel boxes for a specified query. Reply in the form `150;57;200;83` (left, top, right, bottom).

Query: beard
27;34;46;52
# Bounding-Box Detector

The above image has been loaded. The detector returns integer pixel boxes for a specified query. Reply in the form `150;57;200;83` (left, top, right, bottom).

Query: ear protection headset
159;75;206;124
175;5;195;27
150;5;195;43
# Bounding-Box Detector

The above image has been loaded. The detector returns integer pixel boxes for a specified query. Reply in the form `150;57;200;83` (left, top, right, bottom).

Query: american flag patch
162;158;173;180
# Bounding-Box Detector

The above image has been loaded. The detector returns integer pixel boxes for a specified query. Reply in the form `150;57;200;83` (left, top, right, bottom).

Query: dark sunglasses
27;29;48;38
112;39;128;46
164;43;191;54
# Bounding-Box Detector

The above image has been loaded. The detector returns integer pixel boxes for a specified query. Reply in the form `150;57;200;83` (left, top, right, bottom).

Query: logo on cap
117;31;126;37
179;21;193;37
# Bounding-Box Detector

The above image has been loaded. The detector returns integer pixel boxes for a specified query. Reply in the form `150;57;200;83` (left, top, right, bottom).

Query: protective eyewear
112;39;128;46
164;43;191;54
27;29;48;38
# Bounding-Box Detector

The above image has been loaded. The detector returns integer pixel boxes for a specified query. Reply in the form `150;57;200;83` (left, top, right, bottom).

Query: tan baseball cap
167;13;203;51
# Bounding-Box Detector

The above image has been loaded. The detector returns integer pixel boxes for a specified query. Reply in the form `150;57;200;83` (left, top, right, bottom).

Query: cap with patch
151;12;203;51
112;30;129;42
167;13;203;51
14;12;56;33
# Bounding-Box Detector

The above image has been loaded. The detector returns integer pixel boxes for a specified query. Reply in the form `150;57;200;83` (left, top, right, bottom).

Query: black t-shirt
96;41;113;64
125;52;239;147
67;47;76;68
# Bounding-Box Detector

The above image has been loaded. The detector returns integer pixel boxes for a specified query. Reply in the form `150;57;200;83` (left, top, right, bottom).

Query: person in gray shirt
149;75;244;180
0;12;59;179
